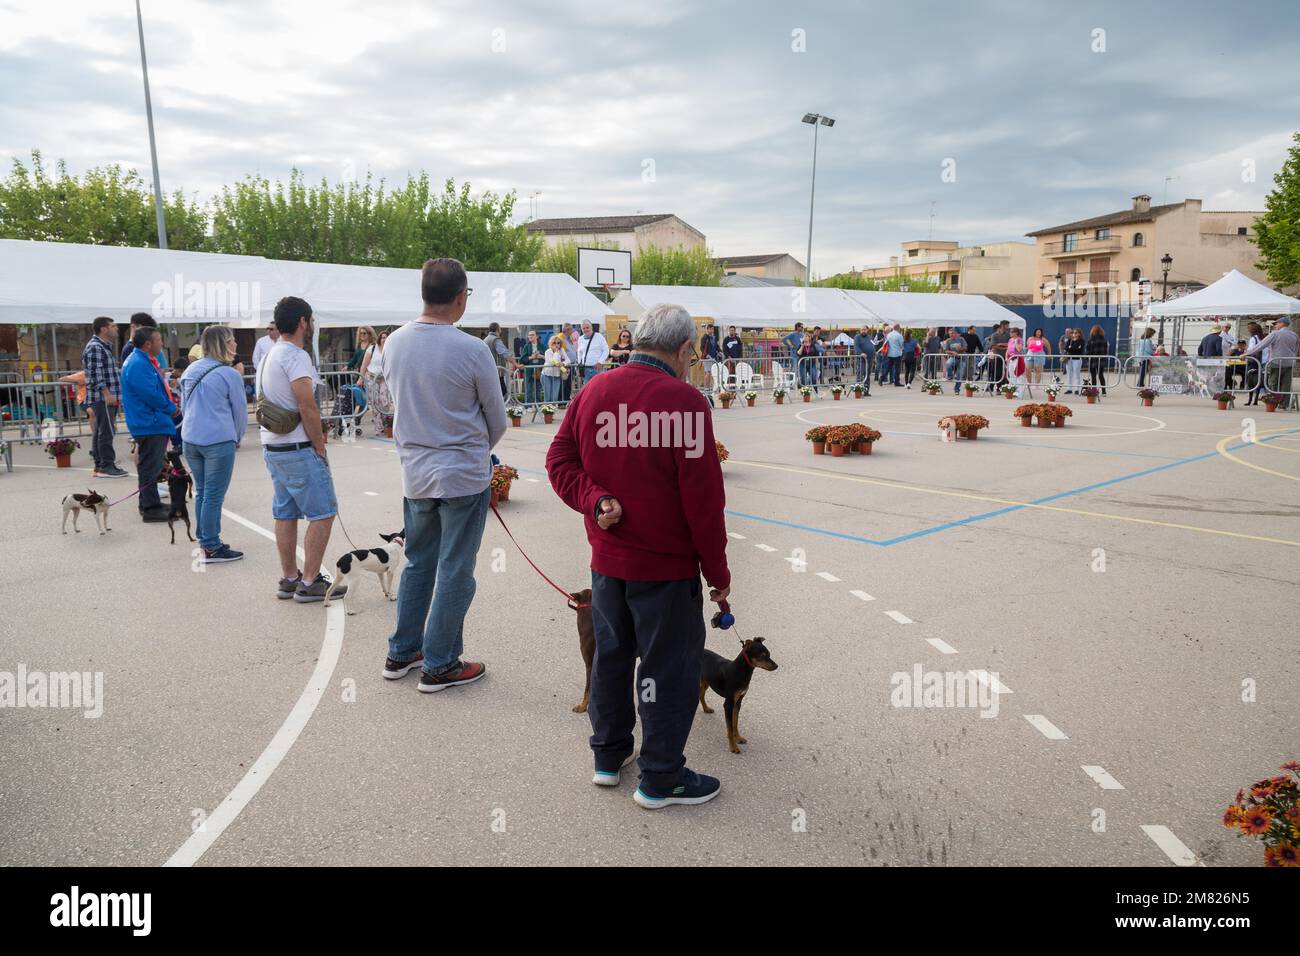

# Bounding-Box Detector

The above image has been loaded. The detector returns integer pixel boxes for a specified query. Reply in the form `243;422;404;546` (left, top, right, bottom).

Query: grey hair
200;324;235;361
634;303;694;352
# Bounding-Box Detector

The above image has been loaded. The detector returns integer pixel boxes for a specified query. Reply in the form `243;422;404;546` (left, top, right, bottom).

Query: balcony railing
1042;271;1120;286
1043;235;1122;256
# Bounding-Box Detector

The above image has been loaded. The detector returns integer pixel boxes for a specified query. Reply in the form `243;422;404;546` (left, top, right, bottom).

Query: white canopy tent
843;290;1025;329
611;283;1023;330
1146;269;1300;318
0;238;611;330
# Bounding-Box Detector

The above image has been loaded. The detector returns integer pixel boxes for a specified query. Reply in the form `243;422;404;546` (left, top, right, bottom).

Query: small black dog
163;448;194;544
699;638;778;754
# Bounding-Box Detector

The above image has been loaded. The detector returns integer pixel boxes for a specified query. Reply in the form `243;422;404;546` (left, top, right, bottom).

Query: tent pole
51;324;59;372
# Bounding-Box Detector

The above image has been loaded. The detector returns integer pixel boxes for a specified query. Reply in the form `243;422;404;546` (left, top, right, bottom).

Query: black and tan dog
699;638;778;754
163;448;195;544
571;588;595;712
61;490;111;535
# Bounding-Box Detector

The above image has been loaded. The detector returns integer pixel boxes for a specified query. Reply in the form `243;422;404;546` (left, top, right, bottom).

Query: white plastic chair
770;361;796;390
708;362;730;394
735;361;763;390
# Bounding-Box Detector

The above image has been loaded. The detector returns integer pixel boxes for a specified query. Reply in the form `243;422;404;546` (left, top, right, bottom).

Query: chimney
1132;194;1151;213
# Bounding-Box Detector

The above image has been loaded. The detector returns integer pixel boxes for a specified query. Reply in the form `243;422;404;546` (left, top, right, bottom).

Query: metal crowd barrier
0;379;89;442
1261;357;1299;403
1120;355;1263;396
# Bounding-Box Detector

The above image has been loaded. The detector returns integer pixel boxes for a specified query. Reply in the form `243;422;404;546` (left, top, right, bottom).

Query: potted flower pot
1264;401;1278;413
384;426;393;438
965;389;977;398
511;416;522;427
774;396;784;405
499;485;510;502
1020;416;1032;427
802;394;811;403
1142;398;1153;407
721;399;732;409
55;453;71;468
1086;395;1097;405
829;443;845;457
860;441;873;456
543;412;554;424
964;429;978;440
1038;418;1051;428
746;398;755;407
1054;419;1064;427
1005;392;1015;400
490;489;499;507
1216;400;1228;411
832;393;841;401
812;441;825;455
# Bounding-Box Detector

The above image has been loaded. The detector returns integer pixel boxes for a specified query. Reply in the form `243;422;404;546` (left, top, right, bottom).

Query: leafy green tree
816;272;940;292
631;244;723;286
0;149;206;248
1253;131;1300;289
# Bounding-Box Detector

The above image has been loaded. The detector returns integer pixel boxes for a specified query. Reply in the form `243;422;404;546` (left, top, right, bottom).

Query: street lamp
135;0;167;249
1158;253;1173;345
802;112;835;285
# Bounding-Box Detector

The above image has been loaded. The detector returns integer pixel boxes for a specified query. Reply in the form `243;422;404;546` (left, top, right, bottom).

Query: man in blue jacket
121;326;177;522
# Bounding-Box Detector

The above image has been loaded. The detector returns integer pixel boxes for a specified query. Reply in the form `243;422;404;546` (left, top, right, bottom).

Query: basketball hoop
599;283;623;304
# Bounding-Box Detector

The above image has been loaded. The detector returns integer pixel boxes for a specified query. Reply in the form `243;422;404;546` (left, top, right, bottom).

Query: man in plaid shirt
82;316;128;478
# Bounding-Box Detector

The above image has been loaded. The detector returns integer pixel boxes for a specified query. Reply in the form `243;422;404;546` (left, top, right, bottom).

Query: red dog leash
490;503;590;609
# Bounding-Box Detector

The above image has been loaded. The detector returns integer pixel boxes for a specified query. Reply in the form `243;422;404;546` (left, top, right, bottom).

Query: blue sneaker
592;752;636;788
203;544;244;564
633;768;721;810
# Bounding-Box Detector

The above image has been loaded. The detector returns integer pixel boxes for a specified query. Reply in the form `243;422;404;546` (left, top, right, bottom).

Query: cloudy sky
1;0;1296;278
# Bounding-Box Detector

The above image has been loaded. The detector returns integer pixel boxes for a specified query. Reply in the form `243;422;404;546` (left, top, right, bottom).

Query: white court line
971;670;1012;694
364;491;379;497
754;544;776;552
728;532;747;540
1081;765;1125;790
816;571;840;582
1024;714;1068;740
849;589;875;602
1141;825;1202;867
925;637;957;654
526;477;540;483
885;610;913;624
164;510;344;867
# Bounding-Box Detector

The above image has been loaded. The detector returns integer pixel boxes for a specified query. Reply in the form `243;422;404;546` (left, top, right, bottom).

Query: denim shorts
263;446;337;521
1026;353;1046;366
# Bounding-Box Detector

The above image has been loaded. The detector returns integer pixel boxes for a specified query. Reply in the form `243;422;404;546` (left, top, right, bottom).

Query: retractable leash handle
710;600;735;631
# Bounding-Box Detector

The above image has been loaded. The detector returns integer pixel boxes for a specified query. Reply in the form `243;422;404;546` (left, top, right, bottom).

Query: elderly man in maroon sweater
547;303;730;810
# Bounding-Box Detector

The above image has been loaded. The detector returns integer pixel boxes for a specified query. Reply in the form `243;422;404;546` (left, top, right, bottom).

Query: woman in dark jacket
1086;325;1109;394
1063;328;1087;393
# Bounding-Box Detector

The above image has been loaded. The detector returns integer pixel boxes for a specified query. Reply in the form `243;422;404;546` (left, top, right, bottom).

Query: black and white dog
62;490;111;535
324;530;405;614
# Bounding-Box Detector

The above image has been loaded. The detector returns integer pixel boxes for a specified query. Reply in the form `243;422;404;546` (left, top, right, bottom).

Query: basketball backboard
577;247;632;291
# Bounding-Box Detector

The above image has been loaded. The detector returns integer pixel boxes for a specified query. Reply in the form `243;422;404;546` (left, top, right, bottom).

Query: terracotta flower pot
543;413;554;424
55;453;71;468
1054;419;1064;427
1217;401;1228;410
775;396;784;405
1020;416;1032;427
830;443;845;457
1038;418;1051;428
860;441;873;455
802;394;811;403
490;489;499;507
963;429;978;440
1086;396;1097;404
812;441;825;455
746;398;755;407
384;426;393;438
511;417;522;427
721;400;732;409
832;393;841;401
499;486;510;501
1004;392;1015;400
1142;398;1153;407
853;391;863;399
1265;403;1278;413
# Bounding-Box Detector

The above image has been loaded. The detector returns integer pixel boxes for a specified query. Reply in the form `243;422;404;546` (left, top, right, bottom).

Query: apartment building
525;214;705;253
855;239;1035;296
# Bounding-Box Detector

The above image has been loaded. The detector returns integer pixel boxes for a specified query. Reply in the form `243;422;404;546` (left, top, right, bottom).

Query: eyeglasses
465;288;474;298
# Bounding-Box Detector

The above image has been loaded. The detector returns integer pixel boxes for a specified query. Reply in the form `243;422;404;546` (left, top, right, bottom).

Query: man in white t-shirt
257;296;343;604
576;320;609;388
252;320;280;371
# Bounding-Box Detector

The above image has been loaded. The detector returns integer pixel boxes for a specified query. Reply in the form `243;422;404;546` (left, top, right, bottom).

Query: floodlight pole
136;0;168;249
805;119;820;286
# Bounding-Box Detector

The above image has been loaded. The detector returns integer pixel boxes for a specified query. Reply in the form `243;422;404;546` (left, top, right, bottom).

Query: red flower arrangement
715;440;729;463
1223;761;1300;866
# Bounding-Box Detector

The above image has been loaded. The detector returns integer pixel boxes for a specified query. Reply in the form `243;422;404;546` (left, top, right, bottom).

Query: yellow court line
1216;431;1300;481
729;457;1300;548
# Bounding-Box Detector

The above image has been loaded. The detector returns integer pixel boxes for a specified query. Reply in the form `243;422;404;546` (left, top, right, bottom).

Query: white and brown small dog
324;530;405;614
62;490;111;535
938;416;958;443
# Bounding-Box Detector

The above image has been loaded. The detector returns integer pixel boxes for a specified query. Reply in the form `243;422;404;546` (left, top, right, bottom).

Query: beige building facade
714;252;806;281
1026;195;1265;305
855;239;1035;296
526;214;705;253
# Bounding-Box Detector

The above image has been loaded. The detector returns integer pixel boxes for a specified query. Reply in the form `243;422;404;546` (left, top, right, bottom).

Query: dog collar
741;650;754;668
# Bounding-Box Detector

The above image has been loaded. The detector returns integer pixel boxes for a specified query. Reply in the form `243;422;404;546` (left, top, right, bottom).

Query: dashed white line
1024;714;1068;740
1141;825;1202;866
1081;766;1125;790
816;571;841;582
728;532;747;540
849;589;875;602
885;610;913;625
364;491;379;497
526;477;540;483
754;544;776;552
925;637;957;655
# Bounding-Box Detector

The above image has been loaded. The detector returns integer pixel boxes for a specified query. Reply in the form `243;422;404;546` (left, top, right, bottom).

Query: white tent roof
0;238;279;324
611;283;1022;329
0;238;611;329
1146;269;1300;317
843;290;1025;328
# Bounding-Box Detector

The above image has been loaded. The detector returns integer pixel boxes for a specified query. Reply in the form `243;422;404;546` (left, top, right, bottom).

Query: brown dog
571;588;595;712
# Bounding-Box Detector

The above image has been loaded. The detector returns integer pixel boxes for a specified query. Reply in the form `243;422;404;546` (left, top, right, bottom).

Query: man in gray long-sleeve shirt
1245;317;1299;399
380;257;508;693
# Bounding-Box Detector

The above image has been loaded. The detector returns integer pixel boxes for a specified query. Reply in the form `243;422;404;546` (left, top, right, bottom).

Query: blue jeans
542;374;562;403
184;440;236;550
887;355;902;385
388;488;491;675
